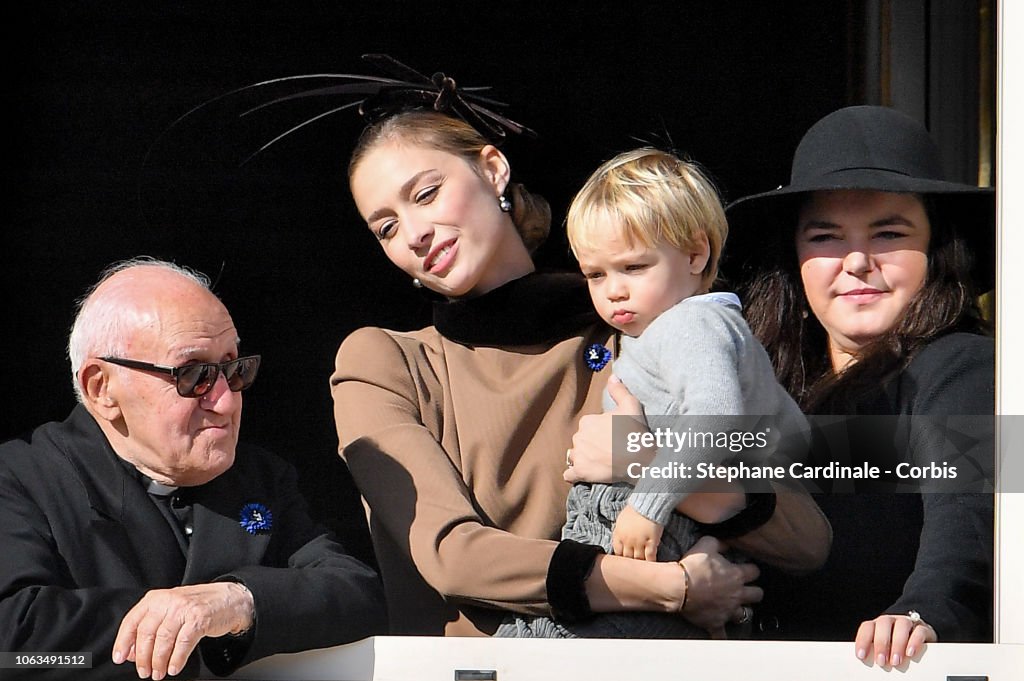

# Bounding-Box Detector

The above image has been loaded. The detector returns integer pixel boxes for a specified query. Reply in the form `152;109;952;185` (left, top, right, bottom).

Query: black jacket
756;332;994;641
0;405;387;679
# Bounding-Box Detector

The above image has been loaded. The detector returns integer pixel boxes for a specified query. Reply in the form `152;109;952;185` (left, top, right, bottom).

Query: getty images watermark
613;414;999;494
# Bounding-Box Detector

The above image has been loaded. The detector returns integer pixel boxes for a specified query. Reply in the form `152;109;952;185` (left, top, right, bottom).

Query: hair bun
508;182;550;253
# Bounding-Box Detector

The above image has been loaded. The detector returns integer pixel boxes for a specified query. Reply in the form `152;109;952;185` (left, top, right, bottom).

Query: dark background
3;3;865;564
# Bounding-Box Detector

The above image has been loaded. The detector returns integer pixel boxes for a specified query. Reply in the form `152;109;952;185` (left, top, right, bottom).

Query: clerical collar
112;455;178;495
145;478;179;496
432;272;601;346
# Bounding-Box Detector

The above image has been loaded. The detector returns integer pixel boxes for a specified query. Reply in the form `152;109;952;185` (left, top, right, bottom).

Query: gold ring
565;449;574;467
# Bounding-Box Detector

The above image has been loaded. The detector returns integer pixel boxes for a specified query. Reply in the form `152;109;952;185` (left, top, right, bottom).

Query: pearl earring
498;195;512;213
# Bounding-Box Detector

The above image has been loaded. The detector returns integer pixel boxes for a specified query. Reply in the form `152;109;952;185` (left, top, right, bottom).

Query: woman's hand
855;613;937;666
564;377;651;484
679;536;763;638
584;535;761;639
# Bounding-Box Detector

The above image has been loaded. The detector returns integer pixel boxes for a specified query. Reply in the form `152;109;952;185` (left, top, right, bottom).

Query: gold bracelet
676;560;690;613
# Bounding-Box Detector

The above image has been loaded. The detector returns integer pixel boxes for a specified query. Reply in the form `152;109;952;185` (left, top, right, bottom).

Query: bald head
68;259;223;402
69;258;247;486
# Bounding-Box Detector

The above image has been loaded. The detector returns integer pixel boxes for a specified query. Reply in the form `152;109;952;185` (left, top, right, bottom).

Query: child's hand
612;506;664;561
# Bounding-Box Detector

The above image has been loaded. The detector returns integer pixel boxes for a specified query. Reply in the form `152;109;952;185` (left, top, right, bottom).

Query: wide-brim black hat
725;105;995;290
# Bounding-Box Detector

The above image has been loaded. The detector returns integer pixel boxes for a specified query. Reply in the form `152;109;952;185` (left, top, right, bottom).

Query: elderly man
0;258;386;680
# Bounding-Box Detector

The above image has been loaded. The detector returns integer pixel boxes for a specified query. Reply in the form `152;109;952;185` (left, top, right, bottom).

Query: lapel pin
584;343;612;371
239;502;273;535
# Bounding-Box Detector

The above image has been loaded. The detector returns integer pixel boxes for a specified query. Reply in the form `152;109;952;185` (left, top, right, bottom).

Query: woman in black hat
727;105;994;665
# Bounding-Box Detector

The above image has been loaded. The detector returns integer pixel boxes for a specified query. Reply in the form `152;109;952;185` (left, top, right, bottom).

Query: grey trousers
495;482;707;638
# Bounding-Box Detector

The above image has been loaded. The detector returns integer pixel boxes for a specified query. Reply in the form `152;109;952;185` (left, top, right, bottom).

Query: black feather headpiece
159;53;536;167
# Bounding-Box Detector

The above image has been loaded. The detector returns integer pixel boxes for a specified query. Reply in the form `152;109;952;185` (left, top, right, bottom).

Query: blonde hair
566;148;728;287
348;110;550;253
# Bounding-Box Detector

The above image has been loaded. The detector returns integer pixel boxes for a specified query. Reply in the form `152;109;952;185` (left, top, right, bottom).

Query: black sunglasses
100;355;261;398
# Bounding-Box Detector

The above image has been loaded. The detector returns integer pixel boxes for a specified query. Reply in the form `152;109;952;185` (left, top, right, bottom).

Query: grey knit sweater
614;292;808;525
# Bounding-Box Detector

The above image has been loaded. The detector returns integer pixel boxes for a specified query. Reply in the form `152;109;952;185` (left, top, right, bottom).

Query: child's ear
688;233;711;275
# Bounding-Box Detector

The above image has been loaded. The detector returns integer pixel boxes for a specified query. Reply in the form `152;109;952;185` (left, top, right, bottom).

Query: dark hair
348;110;550;253
739;194;989;413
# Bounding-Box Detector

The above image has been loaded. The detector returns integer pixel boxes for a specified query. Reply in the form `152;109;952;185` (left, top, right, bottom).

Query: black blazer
756;332;994;641
0;405;387;680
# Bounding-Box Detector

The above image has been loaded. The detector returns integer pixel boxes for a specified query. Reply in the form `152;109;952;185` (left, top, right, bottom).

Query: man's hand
612;505;664;561
112;582;254;680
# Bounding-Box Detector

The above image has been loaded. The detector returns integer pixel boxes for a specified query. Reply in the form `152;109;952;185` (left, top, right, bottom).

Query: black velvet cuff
546;539;603;623
695;492;777;539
